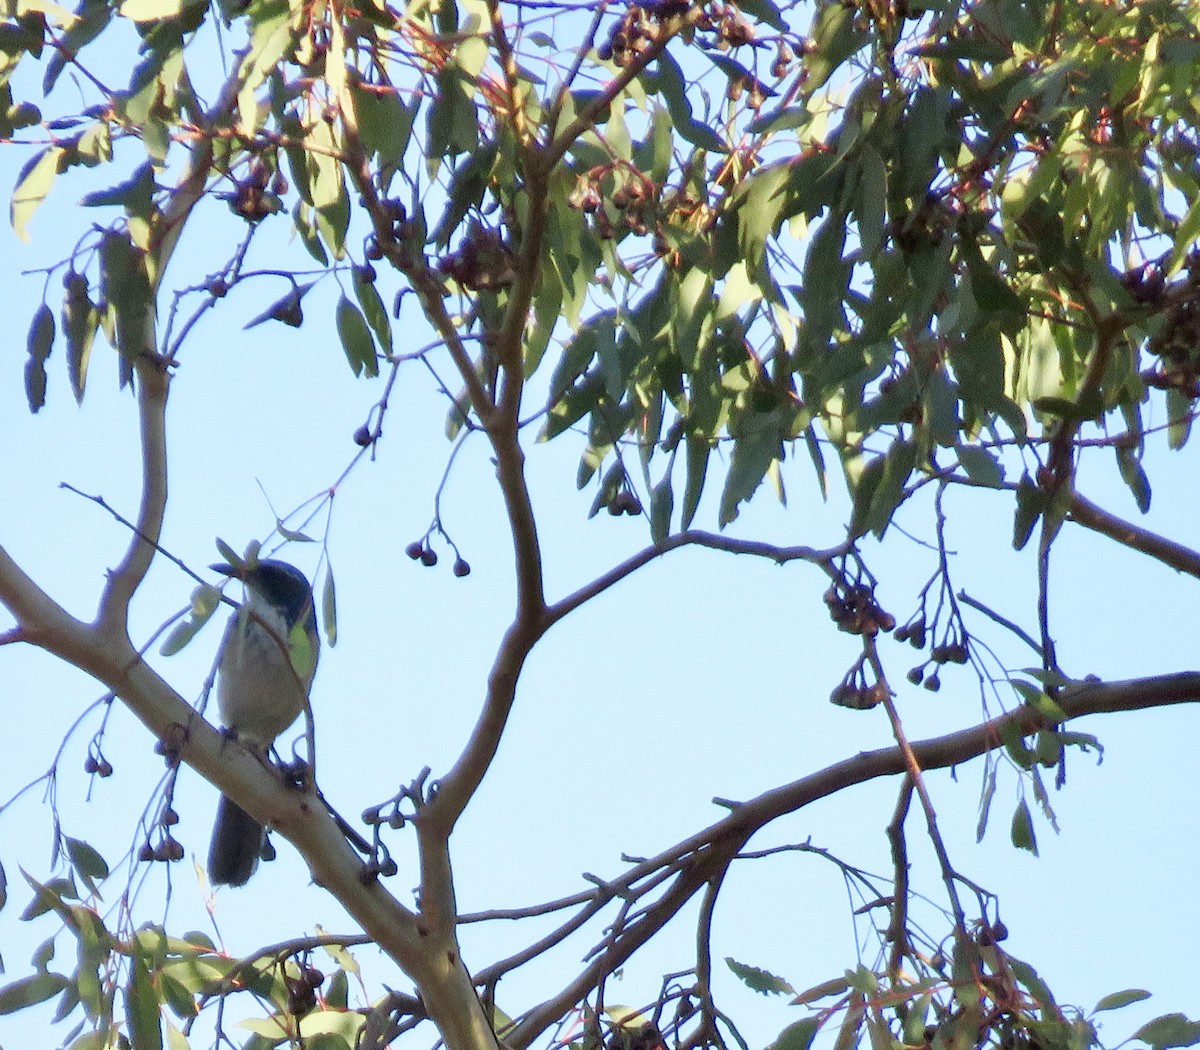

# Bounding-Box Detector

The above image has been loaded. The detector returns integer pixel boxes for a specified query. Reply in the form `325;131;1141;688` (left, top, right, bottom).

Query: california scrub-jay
207;559;319;887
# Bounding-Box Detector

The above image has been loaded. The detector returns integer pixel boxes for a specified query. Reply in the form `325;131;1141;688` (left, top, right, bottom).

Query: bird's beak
210;562;247;580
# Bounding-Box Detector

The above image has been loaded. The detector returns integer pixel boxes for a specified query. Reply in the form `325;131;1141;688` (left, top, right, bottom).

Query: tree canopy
2;0;1200;1048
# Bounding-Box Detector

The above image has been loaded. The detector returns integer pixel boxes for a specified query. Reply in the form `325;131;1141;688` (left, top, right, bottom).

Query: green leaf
649;473;673;546
62;271;97;404
681;433;710;530
644;51;727;153
427;65;479;161
354;88;417;168
1166;387;1192;450
855;145;886;258
1094;989;1152;1013
1166;196;1200;277
127;953;163;1050
164;1020;189;1050
1133;1015;1200;1050
64;838;109;882
352;268;392;355
159;584;221;656
11;146;63;241
725;957;794;997
719;424;782;526
119;0;194;23
1116;445;1151;513
735;0;784;31
0;972;69;1014
317;191;350;260
79;161;156;218
24;303;55;413
849;440;916;540
1012;473;1045;551
803;1;865;96
322;565;337;647
957;445;1003;488
97;229;153;358
1010;797;1038;855
336;295;378;377
772;1018;822;1050
292;202;329;265
44;1;111;93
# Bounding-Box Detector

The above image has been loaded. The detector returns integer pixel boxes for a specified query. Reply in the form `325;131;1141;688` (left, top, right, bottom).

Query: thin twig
884;778;913;980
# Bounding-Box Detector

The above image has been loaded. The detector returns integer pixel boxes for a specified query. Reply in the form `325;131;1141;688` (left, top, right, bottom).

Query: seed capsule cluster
823;581;896;637
897;614;970;692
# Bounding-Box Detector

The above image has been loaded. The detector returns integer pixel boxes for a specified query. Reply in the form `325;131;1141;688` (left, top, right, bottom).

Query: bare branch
884;778;913;981
96;355;170;636
505;670;1200;1046
546;532;849;627
1069;490;1200;578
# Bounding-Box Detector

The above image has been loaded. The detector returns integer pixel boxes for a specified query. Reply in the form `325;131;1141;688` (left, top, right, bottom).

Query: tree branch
97;355;170;636
546;532;849;628
1069;491;1200;578
504;670;1200;1046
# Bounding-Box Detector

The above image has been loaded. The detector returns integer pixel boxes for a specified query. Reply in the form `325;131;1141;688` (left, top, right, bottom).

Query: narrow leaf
11;146;63;241
725;957;794;996
24;303;55;412
1094;989;1152;1012
772;1019;822;1050
322;565;337;647
62;271;97;404
336;295;378;377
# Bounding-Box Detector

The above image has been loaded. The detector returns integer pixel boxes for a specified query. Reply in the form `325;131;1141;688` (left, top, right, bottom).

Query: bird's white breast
216;597;311;746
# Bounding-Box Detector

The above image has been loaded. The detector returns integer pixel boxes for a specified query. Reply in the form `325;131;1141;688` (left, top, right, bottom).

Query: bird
207;558;319;887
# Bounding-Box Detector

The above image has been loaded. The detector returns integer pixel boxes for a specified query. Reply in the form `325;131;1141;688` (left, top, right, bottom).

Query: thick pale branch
1069;491;1200;578
97;355;170;635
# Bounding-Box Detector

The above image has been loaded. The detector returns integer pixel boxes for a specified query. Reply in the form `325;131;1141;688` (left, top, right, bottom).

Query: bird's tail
208;794;266;887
